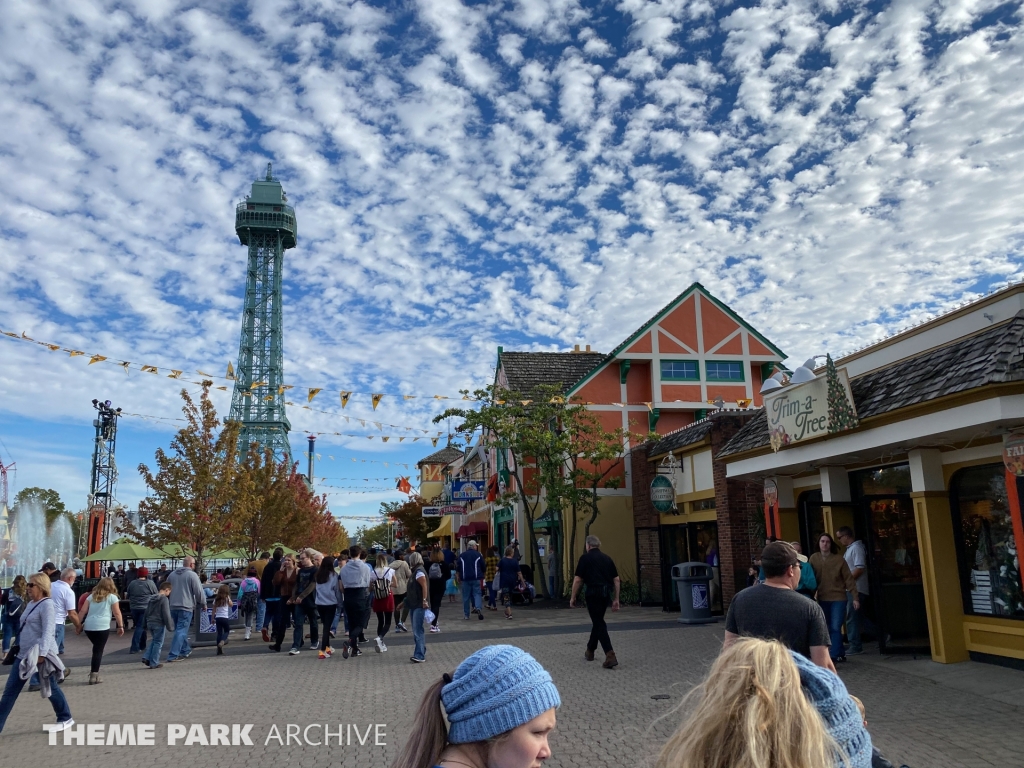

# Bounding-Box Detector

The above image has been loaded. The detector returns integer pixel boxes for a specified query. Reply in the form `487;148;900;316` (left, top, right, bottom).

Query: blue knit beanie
442;645;561;744
790;652;873;768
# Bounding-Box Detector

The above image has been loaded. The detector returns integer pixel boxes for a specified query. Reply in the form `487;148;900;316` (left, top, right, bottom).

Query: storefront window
951;465;1024;620
853;464;912;496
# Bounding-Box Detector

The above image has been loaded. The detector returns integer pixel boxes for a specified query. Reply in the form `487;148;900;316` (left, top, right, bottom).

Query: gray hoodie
167;567;205;611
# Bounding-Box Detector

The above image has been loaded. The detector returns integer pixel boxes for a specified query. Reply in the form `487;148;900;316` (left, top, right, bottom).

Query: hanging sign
452;480;486;501
440;505;465;516
1003;432;1024;476
650;475;676;514
763;478;780;540
764;356;858;452
422;506;441;518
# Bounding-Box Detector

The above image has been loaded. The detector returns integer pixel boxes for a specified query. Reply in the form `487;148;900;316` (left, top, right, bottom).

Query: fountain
3;499;76;580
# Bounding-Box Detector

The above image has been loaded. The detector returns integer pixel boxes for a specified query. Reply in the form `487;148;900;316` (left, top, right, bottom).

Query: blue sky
2;0;1023;524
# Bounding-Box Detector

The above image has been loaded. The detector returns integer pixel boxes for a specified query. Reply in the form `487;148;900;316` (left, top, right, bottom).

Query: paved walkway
2;605;1020;767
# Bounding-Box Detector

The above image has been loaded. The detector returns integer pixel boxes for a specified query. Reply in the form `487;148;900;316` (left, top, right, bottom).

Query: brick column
630;443;663;603
710;413;763;609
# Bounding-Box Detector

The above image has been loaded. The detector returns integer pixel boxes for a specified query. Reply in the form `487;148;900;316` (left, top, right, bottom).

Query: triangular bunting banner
308;388;322;403
88;355;107;365
371;394;384;410
226;362;235;380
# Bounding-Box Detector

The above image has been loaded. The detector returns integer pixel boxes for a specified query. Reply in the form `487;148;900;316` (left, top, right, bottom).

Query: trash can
672;563;716;625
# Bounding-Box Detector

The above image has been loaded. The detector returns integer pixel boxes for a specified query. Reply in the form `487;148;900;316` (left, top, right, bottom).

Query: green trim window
705;361;744;382
660;360;699;381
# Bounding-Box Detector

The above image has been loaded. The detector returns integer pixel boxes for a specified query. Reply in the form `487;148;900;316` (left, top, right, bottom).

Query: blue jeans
167;609;193;661
410;607;426;660
461;581;482;617
144;625;166;665
215;617;230;645
0;661;71;732
487;585;497;608
257;599;267;631
820;600;847;660
130;610;148;652
54;623;66;655
1;617;13;653
331;605;341;634
845;593;861;652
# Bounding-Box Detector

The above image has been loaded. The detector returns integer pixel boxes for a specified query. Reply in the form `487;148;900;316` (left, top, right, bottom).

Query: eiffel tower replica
228;163;296;464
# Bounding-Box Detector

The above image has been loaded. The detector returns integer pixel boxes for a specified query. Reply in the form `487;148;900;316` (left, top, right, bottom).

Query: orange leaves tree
127;384;242;571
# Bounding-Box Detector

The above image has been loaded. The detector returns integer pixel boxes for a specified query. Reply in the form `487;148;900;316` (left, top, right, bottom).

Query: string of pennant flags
0;328;480;410
1;327;756;414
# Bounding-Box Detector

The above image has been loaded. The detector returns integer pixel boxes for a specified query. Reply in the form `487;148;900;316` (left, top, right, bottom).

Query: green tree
13;487;68;529
123;384;243;571
355;520;392;550
378;497;435;547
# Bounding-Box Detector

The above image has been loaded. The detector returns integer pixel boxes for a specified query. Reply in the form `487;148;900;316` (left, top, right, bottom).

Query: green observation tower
228;163;297;465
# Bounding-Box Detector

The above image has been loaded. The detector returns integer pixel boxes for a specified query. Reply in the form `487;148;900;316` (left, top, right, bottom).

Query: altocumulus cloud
1;0;1024;508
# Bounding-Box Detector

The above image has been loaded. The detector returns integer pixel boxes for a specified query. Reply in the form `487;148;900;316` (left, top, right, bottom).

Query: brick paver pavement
1;607;1021;767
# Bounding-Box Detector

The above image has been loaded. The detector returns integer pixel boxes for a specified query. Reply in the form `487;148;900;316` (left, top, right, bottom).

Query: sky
1;0;1023;524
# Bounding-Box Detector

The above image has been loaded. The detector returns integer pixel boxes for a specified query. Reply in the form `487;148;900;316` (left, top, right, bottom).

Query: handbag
491;575;501;593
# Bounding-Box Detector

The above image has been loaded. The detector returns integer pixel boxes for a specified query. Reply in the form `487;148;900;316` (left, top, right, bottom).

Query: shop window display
951;465;1024;619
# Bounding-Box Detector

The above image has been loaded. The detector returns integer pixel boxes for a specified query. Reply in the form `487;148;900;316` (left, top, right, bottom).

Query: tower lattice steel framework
228;163;296;465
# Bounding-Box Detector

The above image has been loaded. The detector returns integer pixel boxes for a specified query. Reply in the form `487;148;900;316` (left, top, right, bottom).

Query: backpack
239;578;259;613
372;569;393;601
429;562;442;580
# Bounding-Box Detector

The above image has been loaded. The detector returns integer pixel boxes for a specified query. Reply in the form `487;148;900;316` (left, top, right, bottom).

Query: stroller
510;564;535;605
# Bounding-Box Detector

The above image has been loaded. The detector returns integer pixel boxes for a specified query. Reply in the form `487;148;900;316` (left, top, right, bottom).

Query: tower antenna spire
230;162;297;466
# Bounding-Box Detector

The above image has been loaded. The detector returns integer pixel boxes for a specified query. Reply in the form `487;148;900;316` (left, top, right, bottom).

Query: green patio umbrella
206;548;250;561
81;538;167;562
269;543;298;555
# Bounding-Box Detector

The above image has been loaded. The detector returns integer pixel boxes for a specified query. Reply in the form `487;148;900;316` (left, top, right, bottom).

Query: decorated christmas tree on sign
825;354;859;433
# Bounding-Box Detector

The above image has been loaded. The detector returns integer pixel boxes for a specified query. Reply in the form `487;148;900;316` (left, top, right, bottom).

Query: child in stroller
510;564;535;605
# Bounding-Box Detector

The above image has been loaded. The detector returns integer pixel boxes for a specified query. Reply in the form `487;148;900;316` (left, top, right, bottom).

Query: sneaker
358;635;367;644
325;647;333;658
289;648;300;656
429;626;440;633
53;718;75;732
318;651;327;660
244;629;251;641
477;610;484;621
395;623;406;632
342;646;349;659
352;647;363;657
311;641;319;651
262;628;270;642
464;615;471;620
380;641;388;652
375;637;384;653
268;645;281;653
62;668;71;678
410;656;425;663
217;645;224;656
149;663;163;669
142;659;150;667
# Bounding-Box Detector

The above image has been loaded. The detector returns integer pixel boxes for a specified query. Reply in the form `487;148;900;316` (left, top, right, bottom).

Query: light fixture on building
759;371;788;394
790;356;826;384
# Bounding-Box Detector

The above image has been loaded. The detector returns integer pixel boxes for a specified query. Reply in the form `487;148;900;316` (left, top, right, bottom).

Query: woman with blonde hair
0;573;74;733
656;637;872;768
76;576;124;684
391;644;559;768
2;575;28;654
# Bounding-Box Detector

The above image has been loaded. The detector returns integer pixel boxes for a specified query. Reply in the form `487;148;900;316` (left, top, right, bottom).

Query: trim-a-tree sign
765;355;859;452
651;475;676;513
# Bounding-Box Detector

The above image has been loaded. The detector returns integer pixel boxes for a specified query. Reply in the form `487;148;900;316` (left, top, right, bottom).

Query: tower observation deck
228;163;297;465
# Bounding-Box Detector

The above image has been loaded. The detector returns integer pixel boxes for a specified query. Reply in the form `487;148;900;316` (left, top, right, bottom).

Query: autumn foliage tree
126;384;242;570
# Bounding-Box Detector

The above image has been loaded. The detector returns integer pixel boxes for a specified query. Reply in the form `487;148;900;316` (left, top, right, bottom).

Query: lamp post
307;434;316;487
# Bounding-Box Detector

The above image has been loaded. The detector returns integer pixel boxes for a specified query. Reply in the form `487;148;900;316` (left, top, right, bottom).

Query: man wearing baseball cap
127;567;158;653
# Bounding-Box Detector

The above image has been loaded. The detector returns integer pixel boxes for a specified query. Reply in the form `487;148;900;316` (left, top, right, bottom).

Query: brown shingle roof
647;418;718;457
416;445;464;467
719;312;1024;458
498;351;606;395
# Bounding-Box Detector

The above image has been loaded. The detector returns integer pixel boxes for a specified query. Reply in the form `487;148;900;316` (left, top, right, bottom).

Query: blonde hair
376;553;389;569
11;574;28;598
28;572;51;598
655;638;843;768
91;577;118;602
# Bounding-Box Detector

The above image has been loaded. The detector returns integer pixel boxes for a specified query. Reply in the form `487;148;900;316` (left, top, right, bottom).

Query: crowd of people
0;534;908;768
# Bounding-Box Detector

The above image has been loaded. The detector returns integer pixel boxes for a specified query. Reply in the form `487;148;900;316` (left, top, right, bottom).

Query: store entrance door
660;522;722;614
862;495;930;654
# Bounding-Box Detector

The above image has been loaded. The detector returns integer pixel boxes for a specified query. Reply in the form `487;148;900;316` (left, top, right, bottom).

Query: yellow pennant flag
46;344;60;351
226;362;235;380
644;402;653;411
286;401;295;406
431;437;439;447
21;332;33;340
242;391;252;397
367;436;374;440
217;386;227;391
382;437;390;443
263;395;275;401
463;394;473;400
197;370;213;377
403;395;416;400
371;394;384;410
434;395;448;400
88;355;107;365
521;400;532;406
68;350;85;358
399;437;405;443
168;370;183;379
340;391;351;408
251;381;267;388
308;388;321;403
141;365;158;373
413;437;420;442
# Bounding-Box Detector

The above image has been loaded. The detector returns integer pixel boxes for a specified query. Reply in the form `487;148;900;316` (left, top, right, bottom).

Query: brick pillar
710;413;763;609
630;443;663;604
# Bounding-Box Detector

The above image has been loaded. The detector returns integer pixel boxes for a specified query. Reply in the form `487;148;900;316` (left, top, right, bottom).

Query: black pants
376;611;392;639
586;598;612;654
393;593;405;625
363;592;372;631
429;579;445;626
343;588;367;649
316;605;337;646
215;618;230;645
85;629;109;673
269;600;287;649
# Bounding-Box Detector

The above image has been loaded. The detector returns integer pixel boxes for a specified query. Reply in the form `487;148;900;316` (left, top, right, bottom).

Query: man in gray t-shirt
725;542;833;671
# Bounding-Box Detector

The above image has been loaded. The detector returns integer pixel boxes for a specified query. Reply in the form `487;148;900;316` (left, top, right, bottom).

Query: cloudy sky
1;0;1023;523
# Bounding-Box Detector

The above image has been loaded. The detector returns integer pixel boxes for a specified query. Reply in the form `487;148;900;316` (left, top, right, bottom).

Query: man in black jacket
260;548;284;644
570;535;620;669
457;541;485;620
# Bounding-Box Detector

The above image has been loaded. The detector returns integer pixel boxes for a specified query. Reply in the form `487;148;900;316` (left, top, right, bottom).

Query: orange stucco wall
700;295;741;351
625;332;652;354
626;362;651;403
661;384;702;402
656;411;693;434
659;297;699;351
706;383;748;402
576;365;620;404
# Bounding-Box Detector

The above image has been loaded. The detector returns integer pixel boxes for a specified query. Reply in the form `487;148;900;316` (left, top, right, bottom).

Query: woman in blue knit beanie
391;644;561;768
656;637;872;768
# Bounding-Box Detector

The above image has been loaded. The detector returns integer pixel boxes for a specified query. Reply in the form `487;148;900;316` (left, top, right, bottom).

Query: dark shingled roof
498;351;607;395
416;445;464;467
647;418;718;457
719;312;1024;458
